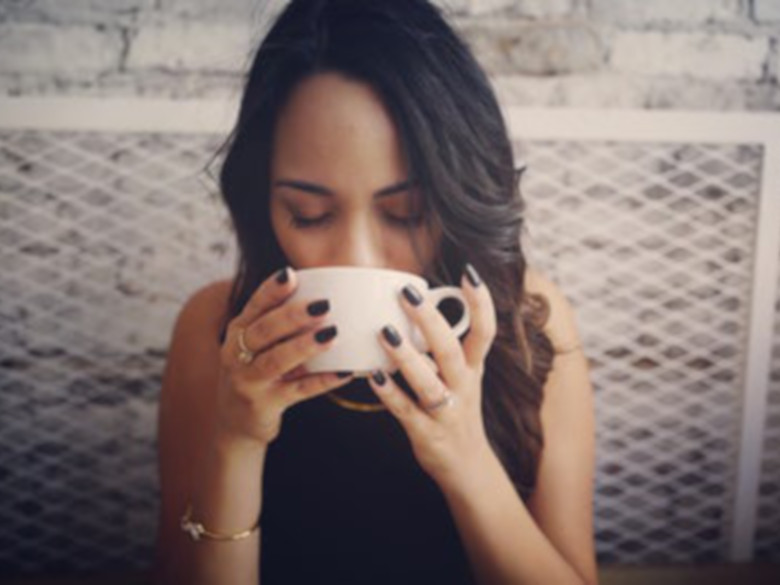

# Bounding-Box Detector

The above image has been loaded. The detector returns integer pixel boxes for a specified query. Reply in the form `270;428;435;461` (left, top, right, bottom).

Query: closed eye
288;214;334;228
288;213;423;229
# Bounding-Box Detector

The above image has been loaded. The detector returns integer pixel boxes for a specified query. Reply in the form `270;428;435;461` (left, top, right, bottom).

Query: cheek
269;205;302;261
385;227;438;272
272;222;310;266
384;228;416;259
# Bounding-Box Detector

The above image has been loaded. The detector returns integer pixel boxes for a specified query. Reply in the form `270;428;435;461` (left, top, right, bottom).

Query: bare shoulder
160;272;234;437
159;275;234;443
176;278;233;341
524;266;582;354
160;278;234;384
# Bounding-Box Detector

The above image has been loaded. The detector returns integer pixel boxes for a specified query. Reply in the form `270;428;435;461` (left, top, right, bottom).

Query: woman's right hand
215;267;351;448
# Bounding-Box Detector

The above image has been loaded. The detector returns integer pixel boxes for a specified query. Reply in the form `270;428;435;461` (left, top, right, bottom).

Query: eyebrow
273;179;413;199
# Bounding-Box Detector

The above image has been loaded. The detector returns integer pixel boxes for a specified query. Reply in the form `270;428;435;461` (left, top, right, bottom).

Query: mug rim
294;265;427;283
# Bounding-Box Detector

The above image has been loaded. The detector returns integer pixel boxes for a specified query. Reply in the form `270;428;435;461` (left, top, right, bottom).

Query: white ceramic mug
290;266;471;376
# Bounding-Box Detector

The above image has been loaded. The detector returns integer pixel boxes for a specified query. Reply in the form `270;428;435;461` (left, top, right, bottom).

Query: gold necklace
327;392;387;413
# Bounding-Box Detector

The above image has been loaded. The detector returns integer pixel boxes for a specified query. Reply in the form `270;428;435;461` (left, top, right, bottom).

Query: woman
154;0;597;583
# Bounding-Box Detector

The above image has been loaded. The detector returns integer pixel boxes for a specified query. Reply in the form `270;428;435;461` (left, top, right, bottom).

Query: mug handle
412;286;471;351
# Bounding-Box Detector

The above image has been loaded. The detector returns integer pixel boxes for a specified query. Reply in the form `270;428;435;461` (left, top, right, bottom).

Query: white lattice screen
0;100;778;573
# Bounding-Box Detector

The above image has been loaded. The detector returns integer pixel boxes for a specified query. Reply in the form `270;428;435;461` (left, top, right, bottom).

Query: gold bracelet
180;503;260;542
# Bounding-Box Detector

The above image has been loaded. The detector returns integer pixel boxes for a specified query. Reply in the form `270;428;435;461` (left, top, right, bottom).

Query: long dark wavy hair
216;0;555;501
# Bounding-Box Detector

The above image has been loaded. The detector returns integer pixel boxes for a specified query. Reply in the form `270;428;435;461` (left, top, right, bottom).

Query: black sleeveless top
259;376;477;584
217;321;476;583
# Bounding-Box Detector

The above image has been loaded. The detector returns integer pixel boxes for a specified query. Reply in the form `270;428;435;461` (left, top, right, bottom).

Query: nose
328;217;384;268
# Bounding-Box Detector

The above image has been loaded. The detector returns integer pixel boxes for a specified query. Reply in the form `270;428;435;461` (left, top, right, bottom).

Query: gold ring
237;328;255;365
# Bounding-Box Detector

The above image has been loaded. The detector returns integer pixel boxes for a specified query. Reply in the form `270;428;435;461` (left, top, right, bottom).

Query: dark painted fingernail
382;325;402;348
276;267;289;284
371;370;387;385
402;284;423;307
315;326;338;344
464;263;481;287
336;371;352;378
307;299;330;316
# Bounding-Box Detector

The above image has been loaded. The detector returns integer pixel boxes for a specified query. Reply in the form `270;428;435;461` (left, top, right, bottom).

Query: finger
460;264;497;369
384;351;438;381
221;267;301;367
244;297;331;355
398;283;467;388
252;324;339;380
422;352;439;375
280;364;308;383
378;324;449;408
282;371;355;406
367;370;430;435
232;267;296;331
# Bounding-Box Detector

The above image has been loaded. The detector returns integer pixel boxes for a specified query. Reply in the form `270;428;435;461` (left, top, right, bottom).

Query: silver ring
236;328;255;365
422;391;456;413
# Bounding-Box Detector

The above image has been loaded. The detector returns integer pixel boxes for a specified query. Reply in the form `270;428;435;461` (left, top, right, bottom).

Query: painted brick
755;0;780;22
158;0;282;22
492;73;780;111
432;0;470;15
6;70;775;112
0;0;153;24
0;23;122;75
643;78;750;109
493;73;645;108
462;20;604;75
468;0;515;13
158;0;472;21
468;0;577;17
0;70;244;99
610;31;768;81
767;38;779;83
92;71;244;99
516;0;581;18
126;22;254;72
0;0;778;112
591;0;741;24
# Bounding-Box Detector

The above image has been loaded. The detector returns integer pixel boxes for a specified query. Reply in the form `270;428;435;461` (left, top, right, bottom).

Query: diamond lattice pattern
0;130;234;572
516;139;770;563
756;243;780;562
0;129;778;572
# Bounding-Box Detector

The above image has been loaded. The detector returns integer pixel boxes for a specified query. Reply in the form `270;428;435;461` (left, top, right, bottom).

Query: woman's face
269;72;439;275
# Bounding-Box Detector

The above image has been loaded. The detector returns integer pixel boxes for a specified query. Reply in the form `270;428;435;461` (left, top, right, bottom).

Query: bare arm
153;272;353;584
439;278;597;584
188;428;267;585
440;444;590;585
524;269;598;584
153;282;267;585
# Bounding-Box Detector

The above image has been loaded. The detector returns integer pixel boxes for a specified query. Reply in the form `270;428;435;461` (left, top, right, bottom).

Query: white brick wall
591;0;742;25
610;31;769;81
0;0;777;111
0;0;154;25
462;20;603;75
467;0;580;18
0;23;123;75
156;0;287;24
755;0;780;22
127;22;255;72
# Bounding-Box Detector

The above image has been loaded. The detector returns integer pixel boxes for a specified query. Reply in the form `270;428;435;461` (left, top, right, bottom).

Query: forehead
270;72;408;192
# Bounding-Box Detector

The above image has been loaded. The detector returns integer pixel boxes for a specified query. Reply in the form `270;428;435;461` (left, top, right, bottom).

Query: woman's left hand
368;264;498;488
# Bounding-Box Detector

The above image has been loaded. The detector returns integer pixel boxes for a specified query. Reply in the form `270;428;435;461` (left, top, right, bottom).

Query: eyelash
288;214;424;229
